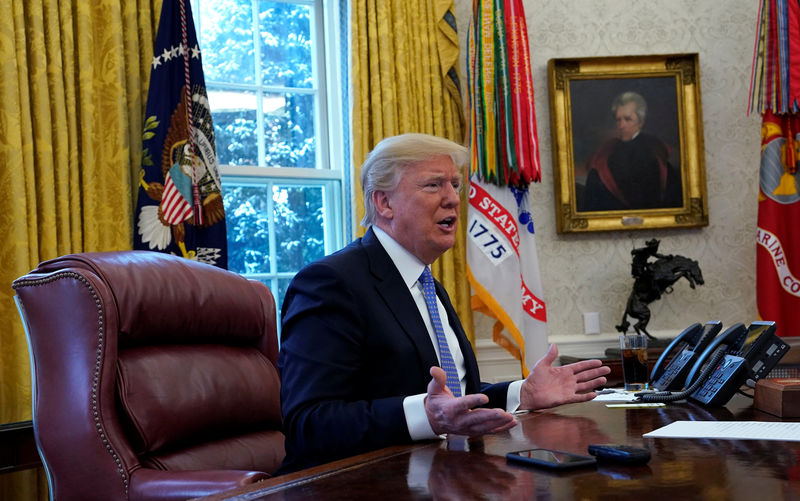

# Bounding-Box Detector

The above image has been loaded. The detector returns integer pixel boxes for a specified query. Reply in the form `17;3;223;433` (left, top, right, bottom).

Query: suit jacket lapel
361;229;440;370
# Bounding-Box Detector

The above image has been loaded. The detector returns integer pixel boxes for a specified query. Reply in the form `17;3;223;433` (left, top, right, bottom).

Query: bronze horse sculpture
616;239;704;341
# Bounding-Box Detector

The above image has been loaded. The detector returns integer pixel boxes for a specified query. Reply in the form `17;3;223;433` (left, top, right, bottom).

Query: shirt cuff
403;393;440;440
506;380;523;413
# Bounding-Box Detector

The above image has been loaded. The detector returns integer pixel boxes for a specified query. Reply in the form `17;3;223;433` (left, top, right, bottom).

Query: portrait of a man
571;78;684;213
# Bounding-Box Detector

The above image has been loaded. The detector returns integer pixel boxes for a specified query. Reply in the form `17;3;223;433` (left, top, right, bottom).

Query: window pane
273;185;325;272
277;277;293;312
196;0;255;84
197;0;346;320
210;90;259;165
225;184;271;273
264;92;316;168
259;1;313;88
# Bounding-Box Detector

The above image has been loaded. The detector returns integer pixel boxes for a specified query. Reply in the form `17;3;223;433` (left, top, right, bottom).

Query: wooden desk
195;394;800;500
0;420;40;474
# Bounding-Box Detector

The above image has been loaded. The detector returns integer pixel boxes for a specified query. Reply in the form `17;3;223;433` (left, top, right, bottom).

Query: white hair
360;133;468;227
612;91;648;124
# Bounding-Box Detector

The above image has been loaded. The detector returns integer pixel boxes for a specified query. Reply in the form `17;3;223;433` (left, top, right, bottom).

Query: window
193;0;348;311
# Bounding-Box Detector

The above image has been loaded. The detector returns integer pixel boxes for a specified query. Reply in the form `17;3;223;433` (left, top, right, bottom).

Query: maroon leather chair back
12;251;285;501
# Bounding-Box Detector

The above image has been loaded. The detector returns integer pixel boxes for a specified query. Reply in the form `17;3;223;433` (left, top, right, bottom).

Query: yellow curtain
351;0;474;343
0;0;160;497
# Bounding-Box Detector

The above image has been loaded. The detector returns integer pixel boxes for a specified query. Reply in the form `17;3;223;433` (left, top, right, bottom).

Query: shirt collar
372;226;427;289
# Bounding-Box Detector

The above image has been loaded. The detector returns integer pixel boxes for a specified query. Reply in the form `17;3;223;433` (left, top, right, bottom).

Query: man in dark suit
278;133;610;473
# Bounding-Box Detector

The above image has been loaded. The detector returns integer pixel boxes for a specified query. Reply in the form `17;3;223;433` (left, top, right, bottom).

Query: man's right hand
424;366;517;436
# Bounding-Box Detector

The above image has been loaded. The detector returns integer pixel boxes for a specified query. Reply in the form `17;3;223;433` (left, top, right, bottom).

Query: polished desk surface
197;394;800;500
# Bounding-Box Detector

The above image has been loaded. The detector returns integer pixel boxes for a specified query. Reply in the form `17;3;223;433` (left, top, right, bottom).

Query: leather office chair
12;251;285;501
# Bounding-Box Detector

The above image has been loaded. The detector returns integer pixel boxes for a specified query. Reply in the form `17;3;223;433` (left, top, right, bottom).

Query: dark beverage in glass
619;334;649;391
621;348;649;390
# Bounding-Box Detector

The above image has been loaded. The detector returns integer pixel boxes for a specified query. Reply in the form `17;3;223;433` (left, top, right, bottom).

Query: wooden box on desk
754;378;800;418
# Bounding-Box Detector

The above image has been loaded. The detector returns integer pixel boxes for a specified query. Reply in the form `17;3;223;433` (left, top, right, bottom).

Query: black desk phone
640;321;789;406
650;321;722;391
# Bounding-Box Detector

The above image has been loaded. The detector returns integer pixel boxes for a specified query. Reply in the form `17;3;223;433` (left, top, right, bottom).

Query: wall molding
475;331;677;383
476;333;800;384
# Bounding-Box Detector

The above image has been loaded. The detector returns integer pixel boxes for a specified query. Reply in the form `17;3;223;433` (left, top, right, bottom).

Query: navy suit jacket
278;227;511;473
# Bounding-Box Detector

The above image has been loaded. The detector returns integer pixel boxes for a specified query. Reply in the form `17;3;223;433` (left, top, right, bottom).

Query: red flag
751;0;800;335
789;0;800;108
756;110;800;336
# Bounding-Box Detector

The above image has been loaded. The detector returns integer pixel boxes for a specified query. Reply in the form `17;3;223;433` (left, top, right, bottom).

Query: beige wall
455;0;762;345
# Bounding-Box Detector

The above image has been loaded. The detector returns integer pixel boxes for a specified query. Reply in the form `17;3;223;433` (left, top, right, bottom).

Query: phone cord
637;349;727;403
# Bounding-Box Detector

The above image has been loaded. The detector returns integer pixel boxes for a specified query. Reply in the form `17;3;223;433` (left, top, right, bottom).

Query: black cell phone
587;444;652;466
506;448;597;470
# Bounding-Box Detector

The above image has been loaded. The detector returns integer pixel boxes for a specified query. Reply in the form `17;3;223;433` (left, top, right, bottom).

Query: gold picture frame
547;53;708;233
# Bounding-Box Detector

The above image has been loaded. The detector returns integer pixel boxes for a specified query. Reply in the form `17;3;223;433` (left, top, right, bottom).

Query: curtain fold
0;1;160;497
351;0;473;343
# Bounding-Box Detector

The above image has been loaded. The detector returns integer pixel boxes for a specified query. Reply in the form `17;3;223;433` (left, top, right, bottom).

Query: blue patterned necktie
419;268;461;397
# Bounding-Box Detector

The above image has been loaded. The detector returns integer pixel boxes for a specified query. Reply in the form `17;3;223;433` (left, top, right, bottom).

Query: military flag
134;0;227;268
466;0;547;375
750;0;800;336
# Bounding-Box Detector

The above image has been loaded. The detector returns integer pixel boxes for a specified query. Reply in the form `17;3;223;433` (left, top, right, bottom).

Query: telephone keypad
654;350;694;391
690;355;746;405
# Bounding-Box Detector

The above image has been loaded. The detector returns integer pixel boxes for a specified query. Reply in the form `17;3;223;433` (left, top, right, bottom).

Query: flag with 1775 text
466;0;548;375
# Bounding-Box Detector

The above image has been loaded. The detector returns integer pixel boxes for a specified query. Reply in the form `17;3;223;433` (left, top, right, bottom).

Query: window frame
194;0;350;310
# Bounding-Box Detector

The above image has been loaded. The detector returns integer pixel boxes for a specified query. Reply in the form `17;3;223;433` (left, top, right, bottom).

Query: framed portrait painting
547;53;708;233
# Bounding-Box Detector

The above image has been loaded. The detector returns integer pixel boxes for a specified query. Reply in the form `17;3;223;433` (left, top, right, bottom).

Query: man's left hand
519;344;610;411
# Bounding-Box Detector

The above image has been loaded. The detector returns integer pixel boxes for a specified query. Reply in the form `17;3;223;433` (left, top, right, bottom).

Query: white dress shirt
372;226;522;440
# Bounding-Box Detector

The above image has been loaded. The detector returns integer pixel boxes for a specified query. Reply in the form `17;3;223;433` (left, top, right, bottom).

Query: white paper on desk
592;389;640;402
643;421;800;441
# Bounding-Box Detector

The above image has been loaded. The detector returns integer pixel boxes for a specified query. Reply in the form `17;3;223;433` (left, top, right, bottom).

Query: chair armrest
129;468;269;501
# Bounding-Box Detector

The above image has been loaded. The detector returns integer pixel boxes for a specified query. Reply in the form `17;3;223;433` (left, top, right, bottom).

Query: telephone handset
650;321;722;391
683;323;746;389
639;321;789;406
